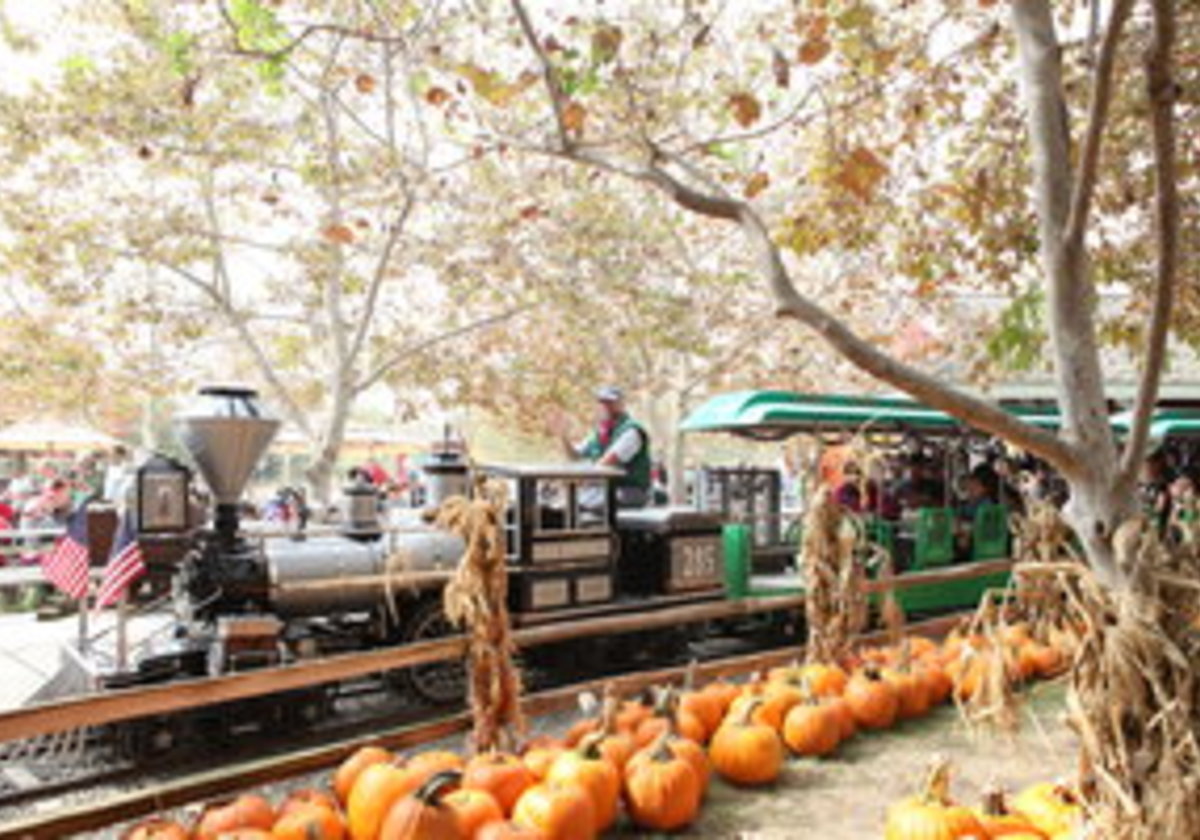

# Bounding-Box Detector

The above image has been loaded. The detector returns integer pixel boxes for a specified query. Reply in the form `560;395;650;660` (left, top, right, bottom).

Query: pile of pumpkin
120;627;1073;840
885;759;1085;839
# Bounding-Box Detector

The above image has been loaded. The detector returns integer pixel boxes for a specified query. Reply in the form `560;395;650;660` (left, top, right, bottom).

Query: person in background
362;456;390;487
834;462;877;513
103;445;134;504
0;478;15;529
553;386;652;509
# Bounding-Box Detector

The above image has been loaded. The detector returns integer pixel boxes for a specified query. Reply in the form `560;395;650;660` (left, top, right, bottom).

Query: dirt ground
617;680;1076;839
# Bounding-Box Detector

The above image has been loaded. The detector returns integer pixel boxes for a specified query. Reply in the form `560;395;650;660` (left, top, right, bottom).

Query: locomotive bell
175;386;280;538
342;479;381;540
424;448;469;508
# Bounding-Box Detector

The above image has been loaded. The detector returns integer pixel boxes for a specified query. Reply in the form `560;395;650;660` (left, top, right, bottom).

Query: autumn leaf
425;86;451;106
728;92;762;128
322;223;355;245
834;147;889;202
798;37;832;65
563;100;587;134
519;205;542;221
354;73;376;94
744;172;770;199
455;64;537;107
591;24;623;65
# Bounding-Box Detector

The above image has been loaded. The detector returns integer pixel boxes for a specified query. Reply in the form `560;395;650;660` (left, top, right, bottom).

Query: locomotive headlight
136;453;192;533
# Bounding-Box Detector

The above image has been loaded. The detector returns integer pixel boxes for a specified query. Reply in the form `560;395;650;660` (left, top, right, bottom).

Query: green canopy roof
1110;408;1200;439
680;390;1062;439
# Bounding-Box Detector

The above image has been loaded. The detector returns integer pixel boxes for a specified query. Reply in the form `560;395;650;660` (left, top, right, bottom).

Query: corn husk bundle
435;478;525;753
800;486;871;664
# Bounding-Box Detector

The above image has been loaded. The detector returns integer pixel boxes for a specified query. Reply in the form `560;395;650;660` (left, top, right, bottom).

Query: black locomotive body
69;386;731;750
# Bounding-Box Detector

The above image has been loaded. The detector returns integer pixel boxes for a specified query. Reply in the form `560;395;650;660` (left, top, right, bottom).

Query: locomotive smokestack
175;386;280;540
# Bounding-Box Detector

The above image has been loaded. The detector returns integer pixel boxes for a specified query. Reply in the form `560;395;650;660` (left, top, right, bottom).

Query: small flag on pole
42;505;91;599
95;512;145;609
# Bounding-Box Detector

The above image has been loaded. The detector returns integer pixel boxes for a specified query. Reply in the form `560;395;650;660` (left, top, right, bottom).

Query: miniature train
35;386;1011;759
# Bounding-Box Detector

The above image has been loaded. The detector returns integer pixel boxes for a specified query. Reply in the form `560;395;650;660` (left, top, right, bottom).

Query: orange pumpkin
511;780;596;840
884;760;985;840
544;734;620;832
622;732;702;831
464;751;535;815
782;700;841;757
405;751;466;785
844;668;900;730
708;697;784;786
918;662;954;707
378;770;465;840
883;667;930;720
674;707;709;744
699;680;742;717
677;691;722;739
272;803;346;840
279;788;341;819
803;663;850;698
347;760;416;840
216;832;274;840
335;746;394;806
594;693;638;768
825;695;857;740
474;821;546;840
122;818;190;840
521;746;564;781
195;794;276;839
905;635;939;660
444;788;504;838
614;698;653;734
1027;641;1065;679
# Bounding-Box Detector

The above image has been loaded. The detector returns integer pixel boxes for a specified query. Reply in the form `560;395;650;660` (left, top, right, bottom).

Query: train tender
44;386;730;750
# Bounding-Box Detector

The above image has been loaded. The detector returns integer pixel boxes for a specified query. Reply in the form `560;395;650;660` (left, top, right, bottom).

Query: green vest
581;414;651;491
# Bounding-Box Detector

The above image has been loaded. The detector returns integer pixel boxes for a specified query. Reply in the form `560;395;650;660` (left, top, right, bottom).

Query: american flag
42;505;91;599
95;512;145;609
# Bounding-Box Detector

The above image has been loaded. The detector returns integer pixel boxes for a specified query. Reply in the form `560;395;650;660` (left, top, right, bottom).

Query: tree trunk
305;384;354;507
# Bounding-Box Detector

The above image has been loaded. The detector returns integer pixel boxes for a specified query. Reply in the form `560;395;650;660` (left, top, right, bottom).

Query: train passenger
553;385;652;508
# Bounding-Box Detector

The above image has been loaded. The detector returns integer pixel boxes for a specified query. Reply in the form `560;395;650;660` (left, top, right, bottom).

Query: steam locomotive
73;386;734;751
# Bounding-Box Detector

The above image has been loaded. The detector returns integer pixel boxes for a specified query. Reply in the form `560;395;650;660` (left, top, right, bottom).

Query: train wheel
399;597;468;706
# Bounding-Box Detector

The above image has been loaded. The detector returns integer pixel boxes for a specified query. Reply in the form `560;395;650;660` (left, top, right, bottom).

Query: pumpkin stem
730;696;764;727
600;687;620;736
652;685;677;719
415;769;463;806
980;785;1009;816
577;730;608;760
684;659;698;691
648;728;675;763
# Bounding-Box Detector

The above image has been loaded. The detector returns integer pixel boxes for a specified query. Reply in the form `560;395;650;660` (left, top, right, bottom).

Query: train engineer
556;385;653;508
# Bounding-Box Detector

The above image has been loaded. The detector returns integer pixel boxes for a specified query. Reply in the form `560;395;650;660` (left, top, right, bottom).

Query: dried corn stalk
1014;516;1200;838
800;486;869;664
435;478;525;753
955;595;1021;735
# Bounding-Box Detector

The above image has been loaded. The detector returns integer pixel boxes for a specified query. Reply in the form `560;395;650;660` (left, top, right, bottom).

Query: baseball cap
595;385;623;402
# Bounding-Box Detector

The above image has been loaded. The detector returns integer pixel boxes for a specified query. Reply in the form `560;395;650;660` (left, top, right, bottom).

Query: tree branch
1118;0;1179;488
153;261;313;435
507;4;1081;477
1061;0;1134;257
354;304;538;395
510;0;572;152
343;192;416;373
1010;0;1116;477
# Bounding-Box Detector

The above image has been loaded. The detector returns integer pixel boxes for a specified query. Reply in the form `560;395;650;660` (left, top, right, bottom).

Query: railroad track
0;613;967;840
